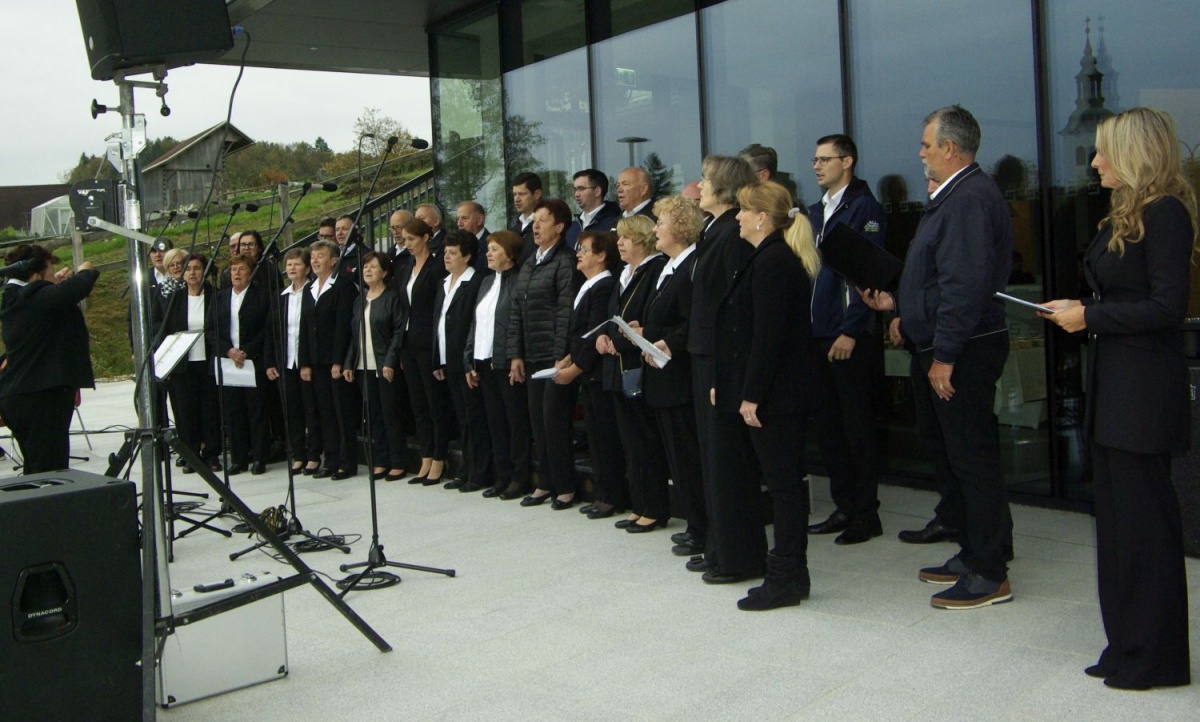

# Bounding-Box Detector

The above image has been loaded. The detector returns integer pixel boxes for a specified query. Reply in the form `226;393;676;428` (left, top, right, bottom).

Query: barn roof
142;122;255;173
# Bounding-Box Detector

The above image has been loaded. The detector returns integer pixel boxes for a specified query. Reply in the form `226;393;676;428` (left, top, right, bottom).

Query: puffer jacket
506;241;579;366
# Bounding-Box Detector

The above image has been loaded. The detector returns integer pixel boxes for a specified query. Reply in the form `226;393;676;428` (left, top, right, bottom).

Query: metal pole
277;182;293;248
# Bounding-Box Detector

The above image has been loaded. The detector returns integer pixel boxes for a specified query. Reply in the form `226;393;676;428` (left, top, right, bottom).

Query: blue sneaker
930;573;1012;610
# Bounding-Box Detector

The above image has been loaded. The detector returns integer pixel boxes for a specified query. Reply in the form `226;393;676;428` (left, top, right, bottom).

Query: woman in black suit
712;180;819;611
342;251;407;481
264;248;321;475
465;230;533;499
298;239;358;479
395;217;450;485
553;230;625;519
507;199;579;509
640;196;705;551
686;155;759;571
0;245;98;475
160;253;221;471
209;253;273;476
597;215;669;532
433;231;488;491
1043;107;1196;690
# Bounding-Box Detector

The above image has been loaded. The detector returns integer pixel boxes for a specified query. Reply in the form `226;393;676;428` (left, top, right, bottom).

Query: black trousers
910;332;1010;581
711;410;769;574
0;386;75;475
750;412;810;562
403;347;450;460
363;370;407;470
1091;442;1191;687
168;361;222;462
279;366;321;465
691;354;724;561
813;335;880;522
654;402;705;543
527;365;577;495
448;370;492;485
614;392;670;520
478;365;532;491
310;364;342;471
220;367;269;466
580;382;626;507
333;374;361;473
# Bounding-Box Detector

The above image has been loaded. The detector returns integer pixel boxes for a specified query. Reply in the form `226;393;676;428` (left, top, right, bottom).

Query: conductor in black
0;244;99;474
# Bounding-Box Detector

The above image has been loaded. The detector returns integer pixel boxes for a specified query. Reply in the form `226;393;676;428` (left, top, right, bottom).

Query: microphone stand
338;136;456;595
231;186;353;559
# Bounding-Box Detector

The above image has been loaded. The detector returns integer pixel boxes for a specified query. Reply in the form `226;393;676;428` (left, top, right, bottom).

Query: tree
643;152;675;199
353;107;411;155
314;136;331;153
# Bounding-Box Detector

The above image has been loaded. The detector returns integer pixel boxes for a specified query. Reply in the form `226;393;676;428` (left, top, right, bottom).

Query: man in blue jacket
805;134;887;545
865;105;1013;610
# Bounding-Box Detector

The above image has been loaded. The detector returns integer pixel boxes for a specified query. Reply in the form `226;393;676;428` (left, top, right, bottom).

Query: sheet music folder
818;222;904;292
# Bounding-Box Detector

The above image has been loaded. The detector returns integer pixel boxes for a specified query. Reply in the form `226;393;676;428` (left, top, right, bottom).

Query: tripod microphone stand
337;135;455;595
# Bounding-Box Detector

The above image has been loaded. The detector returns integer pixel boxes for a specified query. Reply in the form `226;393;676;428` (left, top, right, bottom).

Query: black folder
818;222;903;292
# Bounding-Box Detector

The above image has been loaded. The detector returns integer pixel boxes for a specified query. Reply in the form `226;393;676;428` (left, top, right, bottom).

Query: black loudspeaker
0;471;141;720
75;0;233;81
1172;366;1200;558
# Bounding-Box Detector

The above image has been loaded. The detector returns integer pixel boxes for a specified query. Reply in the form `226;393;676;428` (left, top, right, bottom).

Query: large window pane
848;1;1050;496
504;48;592;204
701;0;842;206
432;10;507;228
592;14;701;201
1044;7;1200;500
517;0;587;66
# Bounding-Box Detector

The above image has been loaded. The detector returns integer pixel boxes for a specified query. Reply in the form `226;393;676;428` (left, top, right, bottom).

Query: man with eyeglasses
804;134;888;546
387;209;414;267
565;168;621;250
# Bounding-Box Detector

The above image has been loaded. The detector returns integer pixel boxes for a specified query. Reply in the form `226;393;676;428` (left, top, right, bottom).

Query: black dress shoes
701;567;765;585
520;492;551;507
614;517;640;529
482;486;502;498
1084;664;1113;679
226;464;246;476
460;481;485;493
671;531;693;545
302;466;319;476
672;540;704;556
385;470;407;482
834;515;883;545
626;518;666;533
807;510;851;535
897;518;961;544
408;474;427;485
422;474;444;486
312;467;333;479
250;462;267;476
443;479;466;490
330;469;356;481
578;503;596;515
587;503;619;520
685;556;715;573
498;484;528;500
550;496;576;510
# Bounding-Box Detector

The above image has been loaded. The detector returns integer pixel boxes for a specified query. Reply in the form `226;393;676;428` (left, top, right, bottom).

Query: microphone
386;136;399;150
410;138;430;150
186;210;201;219
286;181;338;191
0;260;32;277
245;203;260;212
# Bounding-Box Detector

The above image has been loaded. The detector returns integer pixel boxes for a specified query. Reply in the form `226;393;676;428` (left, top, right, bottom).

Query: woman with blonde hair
1042;107;1197;690
710;180;818;610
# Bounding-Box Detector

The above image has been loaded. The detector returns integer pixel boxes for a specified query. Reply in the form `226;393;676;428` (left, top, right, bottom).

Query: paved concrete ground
12;380;1197;720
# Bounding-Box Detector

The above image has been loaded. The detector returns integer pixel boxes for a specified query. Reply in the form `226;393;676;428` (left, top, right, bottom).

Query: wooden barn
140;122;254;213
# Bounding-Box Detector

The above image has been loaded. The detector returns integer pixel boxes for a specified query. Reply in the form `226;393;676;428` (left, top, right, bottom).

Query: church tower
1059;18;1114;184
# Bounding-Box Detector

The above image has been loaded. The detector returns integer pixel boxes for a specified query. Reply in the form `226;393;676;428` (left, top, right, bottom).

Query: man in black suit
616;167;655;221
455;200;491;273
416;203;447;255
865;105;1014;610
510;172;543;264
566;168;621;249
0;246;99;474
335;215;369;286
387;209;414;267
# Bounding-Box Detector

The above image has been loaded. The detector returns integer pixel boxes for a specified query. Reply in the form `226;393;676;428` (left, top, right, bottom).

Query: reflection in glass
591;14;702;201
516;0;587;66
432;10;507;228
701;0;842;207
848;0;1049;496
504;48;593;205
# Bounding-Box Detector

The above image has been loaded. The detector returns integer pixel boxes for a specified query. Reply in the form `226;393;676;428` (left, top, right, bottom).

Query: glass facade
428;0;1200;505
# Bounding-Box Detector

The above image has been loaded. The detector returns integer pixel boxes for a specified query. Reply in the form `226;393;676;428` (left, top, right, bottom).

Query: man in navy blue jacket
865;105;1014;610
805;134;888;546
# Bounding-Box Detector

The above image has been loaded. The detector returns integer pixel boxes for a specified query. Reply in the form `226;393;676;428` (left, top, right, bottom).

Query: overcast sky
0;5;432;187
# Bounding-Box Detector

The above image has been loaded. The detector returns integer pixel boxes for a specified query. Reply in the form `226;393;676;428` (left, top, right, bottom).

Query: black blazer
470;229;491;273
298;274;356;367
569;274;617;384
714;232;813;416
428;229;447;255
432;270;484;374
642;252;697;409
1081;196;1193;453
601;254;667;392
511;217;536;265
566;202;622;249
687;208;754;357
263;283;306;370
464;268;519;369
395;251;448;351
337;241;371;287
208;282;272;364
0;270;99;399
344;287;404;372
159;283;213;337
